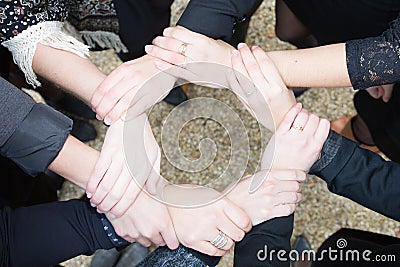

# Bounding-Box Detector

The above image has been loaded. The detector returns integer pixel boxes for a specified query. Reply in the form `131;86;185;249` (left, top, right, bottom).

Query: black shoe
90;248;121;267
116;243;149;267
46;93;96;120
163;86;188;106
292;235;312;267
70;117;97;142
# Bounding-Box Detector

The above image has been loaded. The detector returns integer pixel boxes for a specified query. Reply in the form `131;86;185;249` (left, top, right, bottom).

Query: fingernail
237;43;246;49
154;60;167;69
145;45;153;53
296;103;302;109
96;114;102;121
96;208;103;214
92;107;96;112
104;117;111;126
90;202;96;208
108;213;116;220
86;192;92;199
232;50;239;57
251;45;258;50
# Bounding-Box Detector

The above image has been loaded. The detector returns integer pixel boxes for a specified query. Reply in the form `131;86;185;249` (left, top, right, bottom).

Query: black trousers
313;228;400;267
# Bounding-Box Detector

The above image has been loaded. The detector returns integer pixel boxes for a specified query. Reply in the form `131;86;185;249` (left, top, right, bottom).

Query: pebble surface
60;0;399;266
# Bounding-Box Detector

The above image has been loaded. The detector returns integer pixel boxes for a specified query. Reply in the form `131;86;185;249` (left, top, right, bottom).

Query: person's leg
275;0;317;48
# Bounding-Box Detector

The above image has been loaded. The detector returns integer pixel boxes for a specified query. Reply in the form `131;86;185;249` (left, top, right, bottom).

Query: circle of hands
85;26;330;256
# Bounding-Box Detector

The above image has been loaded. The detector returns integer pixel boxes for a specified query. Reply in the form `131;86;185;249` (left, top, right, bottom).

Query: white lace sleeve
1;21;89;88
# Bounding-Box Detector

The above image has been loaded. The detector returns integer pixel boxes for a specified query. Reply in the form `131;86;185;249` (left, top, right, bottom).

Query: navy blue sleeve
177;0;259;41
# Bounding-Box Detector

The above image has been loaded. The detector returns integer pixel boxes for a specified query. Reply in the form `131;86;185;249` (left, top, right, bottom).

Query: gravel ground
60;0;400;266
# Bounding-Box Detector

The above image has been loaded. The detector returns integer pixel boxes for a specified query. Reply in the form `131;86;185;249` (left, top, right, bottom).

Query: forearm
48;135;100;188
268;43;351;88
310;131;400;221
1;200;127;267
33;43;106;105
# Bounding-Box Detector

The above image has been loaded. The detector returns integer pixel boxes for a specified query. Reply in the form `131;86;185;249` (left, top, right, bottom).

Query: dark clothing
310;130;400;222
283;0;400;45
0;77;72;176
354;86;400;162
313;229;400;266
346;15;400;90
0;200;129;267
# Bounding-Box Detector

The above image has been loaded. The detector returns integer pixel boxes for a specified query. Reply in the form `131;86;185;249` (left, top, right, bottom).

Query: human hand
262;103;330;172
108;189;179;249
227;169;305;226
226;43;296;131
91;55;176;125
86;114;163;218
147;26;233;68
366;84;394;103
165;186;251;256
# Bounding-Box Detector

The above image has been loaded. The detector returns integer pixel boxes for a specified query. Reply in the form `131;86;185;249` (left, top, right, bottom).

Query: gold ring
291;125;304;132
178;43;188;57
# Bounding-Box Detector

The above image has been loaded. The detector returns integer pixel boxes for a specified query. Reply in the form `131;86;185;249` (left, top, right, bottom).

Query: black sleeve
310;131;400;221
0;77;73;176
234;215;294;267
346;15;400;90
177;0;260;41
0;200;129;267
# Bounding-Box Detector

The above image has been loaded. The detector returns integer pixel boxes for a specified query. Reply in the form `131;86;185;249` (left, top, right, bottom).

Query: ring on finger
178;43;188;57
210;230;229;249
291;125;304;132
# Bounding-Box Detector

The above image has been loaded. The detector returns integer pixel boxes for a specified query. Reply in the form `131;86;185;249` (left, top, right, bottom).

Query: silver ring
210;231;228;249
178;43;188;57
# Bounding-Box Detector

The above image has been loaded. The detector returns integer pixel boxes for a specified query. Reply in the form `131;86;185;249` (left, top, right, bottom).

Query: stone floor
60;0;400;266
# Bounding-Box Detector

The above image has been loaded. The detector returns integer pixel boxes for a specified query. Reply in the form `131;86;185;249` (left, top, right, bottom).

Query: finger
216;219;244;243
276;103;302;134
275;180;301;193
136;237;152;247
95;80;138;123
289;109;309;133
96;167;132;214
91;162;123;209
367;87;379;99
145;149;162;195
109;179;142;218
192;241;227;257
223;200;252;232
251;46;287;90
92;70;124;110
160;220;179;250
231;50;257;96
383;87;393;103
275;192;302;205
237;43;270;93
154;60;198;82
153;36;186;52
270;169;307;182
104;90;137;124
163;26;202;44
271;204;297;218
314;118;330;145
208;229;235;251
302;113;320;136
146;45;188;66
86;152;111;197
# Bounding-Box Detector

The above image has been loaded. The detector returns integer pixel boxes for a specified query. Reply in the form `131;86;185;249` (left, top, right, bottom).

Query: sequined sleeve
346;15;400;90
